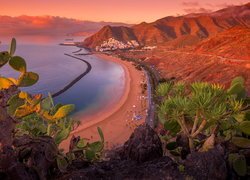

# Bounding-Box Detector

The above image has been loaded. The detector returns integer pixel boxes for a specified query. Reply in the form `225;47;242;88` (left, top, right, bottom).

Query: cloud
205;3;234;8
182;1;199;7
0;15;131;36
183;7;213;14
182;1;212;14
182;1;248;15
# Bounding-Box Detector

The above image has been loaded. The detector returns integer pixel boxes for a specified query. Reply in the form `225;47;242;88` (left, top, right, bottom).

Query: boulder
0;146;38;180
121;124;163;163
59;124;183;179
185;145;228;180
60;156;183;180
13;135;58;180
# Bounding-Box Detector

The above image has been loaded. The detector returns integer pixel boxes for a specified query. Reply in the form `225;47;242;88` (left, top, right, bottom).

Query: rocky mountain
83;25;137;48
83;3;250;48
0;15;131;37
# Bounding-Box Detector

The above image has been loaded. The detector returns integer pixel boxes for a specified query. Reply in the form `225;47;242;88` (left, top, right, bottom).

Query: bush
156;78;250;152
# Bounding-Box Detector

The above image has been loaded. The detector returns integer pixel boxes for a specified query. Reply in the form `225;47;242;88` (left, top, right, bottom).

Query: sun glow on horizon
0;0;249;23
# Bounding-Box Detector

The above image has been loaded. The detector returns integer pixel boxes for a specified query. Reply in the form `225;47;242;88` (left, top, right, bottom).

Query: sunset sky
1;0;249;23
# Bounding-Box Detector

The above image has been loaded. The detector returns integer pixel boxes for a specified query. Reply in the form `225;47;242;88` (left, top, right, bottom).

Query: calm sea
0;36;125;119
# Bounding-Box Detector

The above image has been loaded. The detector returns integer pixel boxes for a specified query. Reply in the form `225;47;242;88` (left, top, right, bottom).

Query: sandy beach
60;53;148;151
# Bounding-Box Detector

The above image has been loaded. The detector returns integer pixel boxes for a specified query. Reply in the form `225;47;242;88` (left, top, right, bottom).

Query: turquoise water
0;36;125;118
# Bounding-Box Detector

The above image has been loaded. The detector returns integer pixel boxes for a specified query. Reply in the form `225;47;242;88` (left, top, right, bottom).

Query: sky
0;0;249;23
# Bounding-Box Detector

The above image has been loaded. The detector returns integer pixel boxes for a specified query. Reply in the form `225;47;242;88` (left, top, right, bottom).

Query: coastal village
95;38;140;51
95;37;158;52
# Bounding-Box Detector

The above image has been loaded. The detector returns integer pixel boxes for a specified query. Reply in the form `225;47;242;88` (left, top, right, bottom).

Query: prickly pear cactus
0;38;39;90
68;127;105;162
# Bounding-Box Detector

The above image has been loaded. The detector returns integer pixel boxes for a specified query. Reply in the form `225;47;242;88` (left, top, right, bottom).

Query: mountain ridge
83;3;250;48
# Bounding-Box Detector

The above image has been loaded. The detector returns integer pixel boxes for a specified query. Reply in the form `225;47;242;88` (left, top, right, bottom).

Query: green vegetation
0;38;105;172
67;126;104;161
8;92;76;145
156;77;250;176
0;38;39;89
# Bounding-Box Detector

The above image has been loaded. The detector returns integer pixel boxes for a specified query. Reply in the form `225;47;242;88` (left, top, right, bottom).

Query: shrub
157;77;249;152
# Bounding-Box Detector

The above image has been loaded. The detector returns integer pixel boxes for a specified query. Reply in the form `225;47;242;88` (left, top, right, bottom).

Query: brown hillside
83;3;250;48
195;26;250;60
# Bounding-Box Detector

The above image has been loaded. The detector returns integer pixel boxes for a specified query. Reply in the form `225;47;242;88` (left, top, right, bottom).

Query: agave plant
157;77;249;151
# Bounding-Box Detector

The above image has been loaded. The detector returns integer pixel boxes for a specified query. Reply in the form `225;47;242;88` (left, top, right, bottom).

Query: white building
95;38;140;52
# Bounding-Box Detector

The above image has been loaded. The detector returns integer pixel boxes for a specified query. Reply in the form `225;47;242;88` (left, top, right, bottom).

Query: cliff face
83;3;250;49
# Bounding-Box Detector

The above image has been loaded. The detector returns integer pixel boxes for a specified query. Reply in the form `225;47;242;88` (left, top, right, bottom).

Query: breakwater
52;53;92;98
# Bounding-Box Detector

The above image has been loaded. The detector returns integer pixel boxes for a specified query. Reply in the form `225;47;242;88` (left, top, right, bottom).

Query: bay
0;36;125;118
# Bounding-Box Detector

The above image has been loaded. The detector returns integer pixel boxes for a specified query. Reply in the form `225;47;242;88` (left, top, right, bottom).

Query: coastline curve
52;53;92;98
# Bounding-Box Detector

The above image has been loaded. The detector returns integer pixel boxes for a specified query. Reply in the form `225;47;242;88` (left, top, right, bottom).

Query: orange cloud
183;7;213;14
182;1;200;6
0;15;131;37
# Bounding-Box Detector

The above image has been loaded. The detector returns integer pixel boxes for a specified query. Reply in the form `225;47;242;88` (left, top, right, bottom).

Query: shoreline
61;53;148;151
70;53;131;133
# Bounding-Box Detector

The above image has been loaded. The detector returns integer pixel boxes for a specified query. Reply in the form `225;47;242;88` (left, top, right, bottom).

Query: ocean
0;36;125;119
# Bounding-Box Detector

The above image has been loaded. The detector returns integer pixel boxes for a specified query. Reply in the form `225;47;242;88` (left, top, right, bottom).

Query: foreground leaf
232;137;250;149
18;72;39;87
77;139;86;148
19;91;29;99
227;83;246;100
89;141;103;152
9;38;16;56
56;155;68;172
9;56;26;73
231;76;245;86
54;128;70;145
97;127;104;143
0;51;10;67
0;77;14;89
239;121;250;135
41;94;53;111
85;150;95;161
164;120;180;135
232;155;247;176
53;104;75;119
7;94;25;116
14;105;36;118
